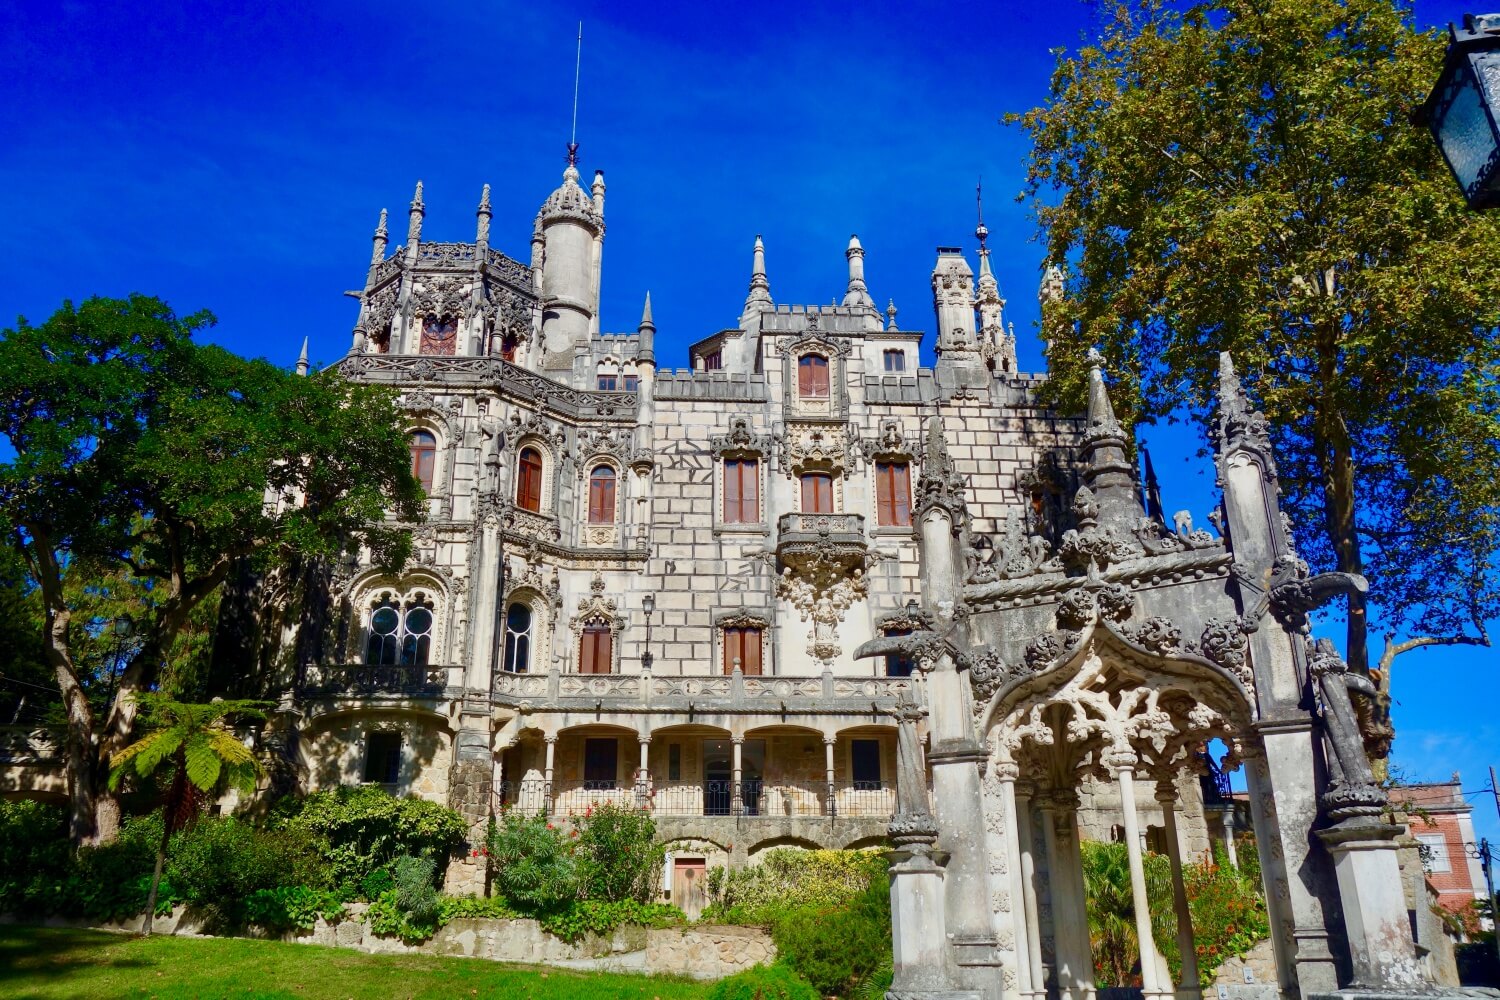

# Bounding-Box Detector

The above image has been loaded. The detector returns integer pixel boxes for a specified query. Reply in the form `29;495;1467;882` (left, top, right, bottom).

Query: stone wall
47;908;775;980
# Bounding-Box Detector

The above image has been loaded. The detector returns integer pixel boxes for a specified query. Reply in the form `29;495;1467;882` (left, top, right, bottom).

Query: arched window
579;621;613;674
517;447;543;512
364;594;435;667
503;603;533;674
410;431;437;493
797;355;830;397
800;472;834;513
588;465;616;524
420;314;458;356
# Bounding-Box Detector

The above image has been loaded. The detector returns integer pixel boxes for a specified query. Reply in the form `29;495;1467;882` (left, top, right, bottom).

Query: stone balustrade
489;668;915;714
300;663;463;698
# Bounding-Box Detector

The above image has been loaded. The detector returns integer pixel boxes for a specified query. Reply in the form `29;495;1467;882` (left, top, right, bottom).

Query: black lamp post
641;594;655;671
1420;14;1500;209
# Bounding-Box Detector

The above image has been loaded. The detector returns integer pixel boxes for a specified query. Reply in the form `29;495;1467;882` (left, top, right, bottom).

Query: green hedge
708;964;820;1000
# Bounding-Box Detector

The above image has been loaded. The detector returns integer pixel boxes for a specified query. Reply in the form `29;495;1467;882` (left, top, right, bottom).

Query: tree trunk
143;819;170;937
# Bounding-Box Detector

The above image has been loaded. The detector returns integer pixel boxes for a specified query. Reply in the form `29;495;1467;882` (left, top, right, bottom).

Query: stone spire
370;208;388;266
886;299;898;331
1039;265;1064;307
295;337;310;377
743;235;773;316
1216;352;1274;471
475;184;492;247
536;159;602;370
842;234;875;310
637;292;655;366
407;181;425;244
1080;350;1144;537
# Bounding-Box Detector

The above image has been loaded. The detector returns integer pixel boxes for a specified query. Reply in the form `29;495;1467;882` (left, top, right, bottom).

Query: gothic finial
476;184;492;245
744;234;773;314
886;299;899;331
637;292;656;365
370;208;389;267
479;183;491;210
843;234;873;309
1216;352;1274;469
566;142;579;167
295;337;310;377
412;180;424;207
407;181;425;243
1040;265;1064;307
639;292;654;331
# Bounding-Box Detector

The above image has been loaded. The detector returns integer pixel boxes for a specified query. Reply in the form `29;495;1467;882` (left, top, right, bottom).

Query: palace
213;151;1457;1000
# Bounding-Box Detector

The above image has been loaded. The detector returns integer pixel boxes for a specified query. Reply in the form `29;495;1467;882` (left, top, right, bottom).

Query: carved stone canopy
710;417;772;459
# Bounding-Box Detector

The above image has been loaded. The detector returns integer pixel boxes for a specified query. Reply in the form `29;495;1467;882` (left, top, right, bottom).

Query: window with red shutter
410;431;437;493
517;447;543;512
580;622;612;674
588;465;616;524
876;461;911;526
801;473;833;513
798;355;830;397
723;626;764;676
723;458;759;523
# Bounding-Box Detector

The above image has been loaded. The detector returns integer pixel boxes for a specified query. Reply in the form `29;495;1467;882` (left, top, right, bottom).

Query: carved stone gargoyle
852;605;967;674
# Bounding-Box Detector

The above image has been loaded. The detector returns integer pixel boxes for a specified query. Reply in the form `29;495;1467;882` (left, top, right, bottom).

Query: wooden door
674;858;707;921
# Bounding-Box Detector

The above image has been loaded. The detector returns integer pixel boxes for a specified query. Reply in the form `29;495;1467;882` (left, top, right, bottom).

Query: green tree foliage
1009;0;1500;732
269;785;467;891
1081;838;1140;985
0;295;423;844
767;877;892;998
705;848;888;924
486;811;581;913
107;694;268;933
573;801;665;904
708;965;821;1000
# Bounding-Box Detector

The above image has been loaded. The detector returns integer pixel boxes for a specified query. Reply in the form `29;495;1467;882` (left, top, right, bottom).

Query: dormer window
883;349;906;372
798;355;830;397
702;350;723;371
420;314;458;356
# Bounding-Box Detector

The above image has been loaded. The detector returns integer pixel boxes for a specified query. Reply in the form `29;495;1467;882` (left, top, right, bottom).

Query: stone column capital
823;735;837;746
638;734;652;745
1155;778;1180;805
993;759;1021;781
731;735;745;745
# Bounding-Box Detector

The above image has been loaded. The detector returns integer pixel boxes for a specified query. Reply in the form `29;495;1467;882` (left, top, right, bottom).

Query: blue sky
2;0;1495;844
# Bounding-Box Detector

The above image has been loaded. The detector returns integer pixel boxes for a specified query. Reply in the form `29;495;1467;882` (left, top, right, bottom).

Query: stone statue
1308;637;1386;821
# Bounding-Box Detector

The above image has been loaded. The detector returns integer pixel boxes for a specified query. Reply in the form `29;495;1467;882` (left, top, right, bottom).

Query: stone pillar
467;516;502;688
824;736;837;818
1317;821;1424;990
636;735;651;807
731;736;744;817
1157;779;1202;1000
1114;758;1167;1000
543;735;557;817
1041;790;1094;1000
1016;781;1047;1000
1220;807;1239;868
997;760;1034;1000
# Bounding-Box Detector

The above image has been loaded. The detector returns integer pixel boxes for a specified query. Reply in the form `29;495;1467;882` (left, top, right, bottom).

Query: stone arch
748;835;822;858
499;585;554;676
345;571;451;666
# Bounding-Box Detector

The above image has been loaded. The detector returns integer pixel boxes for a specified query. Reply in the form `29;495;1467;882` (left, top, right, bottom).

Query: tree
1010;0;1500;759
0;295;424;844
1080;840;1141;986
107;694;269;934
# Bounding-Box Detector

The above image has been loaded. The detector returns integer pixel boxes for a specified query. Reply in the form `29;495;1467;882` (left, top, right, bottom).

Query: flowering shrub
573;801;664;904
486;810;580;912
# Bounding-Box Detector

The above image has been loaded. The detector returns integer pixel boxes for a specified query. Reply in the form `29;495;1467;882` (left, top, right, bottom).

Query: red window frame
723;626;764;676
588;465;616;524
798;355;830;397
517;447;543;512
579;622;613;674
723;458;759;524
800;473;833;513
875;461;911;526
410;431;437;493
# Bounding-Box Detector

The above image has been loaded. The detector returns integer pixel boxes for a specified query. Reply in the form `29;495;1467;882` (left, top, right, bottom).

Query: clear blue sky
2;0;1495;844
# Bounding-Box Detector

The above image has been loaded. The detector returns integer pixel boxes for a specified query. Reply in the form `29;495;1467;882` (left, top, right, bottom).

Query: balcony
489;670;916;713
493;778;894;821
300;663;462;698
775;512;867;569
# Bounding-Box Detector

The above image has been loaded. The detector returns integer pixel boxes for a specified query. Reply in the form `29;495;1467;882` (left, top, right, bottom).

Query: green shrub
359;866;394;900
768;877;892;998
539;898;683;943
392;854;439;923
364;888;436;943
436;894;520;922
271;786;467;890
165;815;328;927
0;800;71;912
708;964;820;1000
487;810;580;913
242;885;347;933
63;811;177;921
706;848;887;925
573;801;664;904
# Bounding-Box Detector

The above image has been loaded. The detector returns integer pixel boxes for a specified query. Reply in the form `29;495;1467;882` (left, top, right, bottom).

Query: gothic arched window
517;447;543;512
364;594;434;667
410;431;437;493
588;465;616;524
503;603;533;674
420;314;458;356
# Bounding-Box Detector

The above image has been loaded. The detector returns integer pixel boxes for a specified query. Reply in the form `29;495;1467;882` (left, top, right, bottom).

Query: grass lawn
0;924;716;1000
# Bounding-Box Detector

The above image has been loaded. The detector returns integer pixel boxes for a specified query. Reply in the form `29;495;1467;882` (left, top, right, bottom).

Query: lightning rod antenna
568;21;583;166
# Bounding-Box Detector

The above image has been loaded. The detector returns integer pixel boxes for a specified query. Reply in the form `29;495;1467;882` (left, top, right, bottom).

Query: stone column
997;760;1034;1000
1219;806;1239;868
636;735;651;807
467;515;503;688
1041;790;1094;1000
1015;781;1047;1000
1317;821;1424;990
1113;755;1167;1000
824;736;837;818
543;735;557;817
731;736;744;817
1157;779;1201;1000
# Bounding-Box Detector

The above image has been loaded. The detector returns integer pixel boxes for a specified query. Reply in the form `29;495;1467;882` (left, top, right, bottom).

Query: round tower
536;152;602;371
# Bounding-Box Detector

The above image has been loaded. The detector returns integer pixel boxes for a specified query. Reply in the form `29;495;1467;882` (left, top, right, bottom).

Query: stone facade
251;156;1217;886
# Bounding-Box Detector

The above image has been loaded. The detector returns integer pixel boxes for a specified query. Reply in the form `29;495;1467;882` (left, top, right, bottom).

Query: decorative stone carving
709;417;771;458
1307;637;1386;821
1058;485;1138;574
1123;616;1183;656
913;417;968;530
1196;616;1253;688
969;647;1020;718
777;421;854;478
411;275;469;320
577;424;637;464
